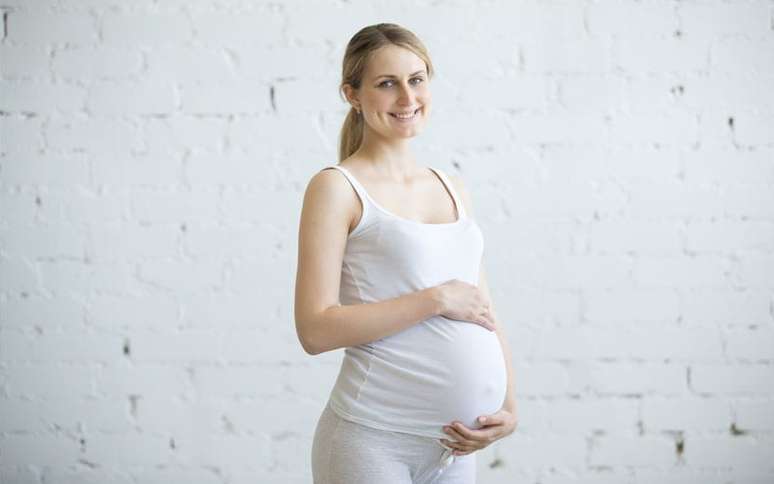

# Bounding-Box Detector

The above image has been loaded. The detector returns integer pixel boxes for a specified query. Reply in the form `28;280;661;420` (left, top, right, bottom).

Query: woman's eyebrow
373;70;426;80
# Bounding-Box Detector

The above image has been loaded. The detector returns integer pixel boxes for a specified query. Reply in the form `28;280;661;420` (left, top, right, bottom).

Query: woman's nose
397;81;416;104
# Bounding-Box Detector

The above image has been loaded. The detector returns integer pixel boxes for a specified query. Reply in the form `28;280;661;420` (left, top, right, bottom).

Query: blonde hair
337;23;434;162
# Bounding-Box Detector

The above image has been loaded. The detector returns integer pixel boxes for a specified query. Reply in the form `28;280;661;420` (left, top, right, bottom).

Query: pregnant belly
434;320;508;426
357;316;508;437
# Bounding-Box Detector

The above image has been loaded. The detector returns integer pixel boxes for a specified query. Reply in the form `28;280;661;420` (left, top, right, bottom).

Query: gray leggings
311;401;477;484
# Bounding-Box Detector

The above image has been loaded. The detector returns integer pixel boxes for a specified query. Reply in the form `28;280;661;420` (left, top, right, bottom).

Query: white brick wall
0;1;772;483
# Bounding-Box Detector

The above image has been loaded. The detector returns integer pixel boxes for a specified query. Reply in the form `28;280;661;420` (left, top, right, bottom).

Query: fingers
479;310;496;332
469;311;494;331
447;422;493;444
479;294;496;331
450;421;500;443
440;438;473;453
443;426;470;445
442;425;479;454
441;426;483;455
442;419;504;455
478;415;496;425
487;313;497;331
474;316;491;331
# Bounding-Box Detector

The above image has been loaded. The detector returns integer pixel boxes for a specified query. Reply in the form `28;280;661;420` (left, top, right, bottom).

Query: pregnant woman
294;23;518;484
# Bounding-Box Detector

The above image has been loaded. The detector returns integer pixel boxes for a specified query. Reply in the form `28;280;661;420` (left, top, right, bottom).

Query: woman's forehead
365;45;426;79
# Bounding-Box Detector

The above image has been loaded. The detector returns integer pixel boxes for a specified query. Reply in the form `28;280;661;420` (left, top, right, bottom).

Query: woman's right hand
432;279;497;332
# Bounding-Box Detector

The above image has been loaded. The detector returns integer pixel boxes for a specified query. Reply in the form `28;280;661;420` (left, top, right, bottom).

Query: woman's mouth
389;107;421;121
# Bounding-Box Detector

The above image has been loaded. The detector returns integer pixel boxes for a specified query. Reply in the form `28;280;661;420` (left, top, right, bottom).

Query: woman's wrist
424;286;445;317
502;399;517;414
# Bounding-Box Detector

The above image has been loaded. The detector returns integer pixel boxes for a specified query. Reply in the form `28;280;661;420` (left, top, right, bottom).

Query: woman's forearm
302;287;442;355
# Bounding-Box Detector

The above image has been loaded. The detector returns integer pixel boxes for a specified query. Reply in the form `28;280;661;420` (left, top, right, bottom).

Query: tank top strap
319;165;374;235
320;165;371;206
428;167;467;219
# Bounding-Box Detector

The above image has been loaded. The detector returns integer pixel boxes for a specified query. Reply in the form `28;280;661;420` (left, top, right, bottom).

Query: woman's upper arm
450;173;503;331
294;169;355;341
448;174;494;309
448;173;476;220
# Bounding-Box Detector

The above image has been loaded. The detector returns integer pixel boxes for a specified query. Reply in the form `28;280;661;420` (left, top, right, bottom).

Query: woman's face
349;44;432;138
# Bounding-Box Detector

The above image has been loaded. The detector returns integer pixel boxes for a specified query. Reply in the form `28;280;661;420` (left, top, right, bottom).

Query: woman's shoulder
438;170;465;195
441;171;475;219
301;166;360;233
306;165;356;203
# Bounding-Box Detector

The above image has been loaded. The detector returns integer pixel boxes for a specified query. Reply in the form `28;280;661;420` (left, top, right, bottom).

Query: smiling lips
390;107;421;120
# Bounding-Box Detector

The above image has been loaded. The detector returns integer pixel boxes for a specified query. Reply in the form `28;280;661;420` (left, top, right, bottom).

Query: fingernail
479;416;486;423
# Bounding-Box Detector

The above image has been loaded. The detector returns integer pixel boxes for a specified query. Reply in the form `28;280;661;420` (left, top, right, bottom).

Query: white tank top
321;164;507;440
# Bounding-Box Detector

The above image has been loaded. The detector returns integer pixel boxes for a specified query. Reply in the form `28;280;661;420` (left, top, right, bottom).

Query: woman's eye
379;77;424;88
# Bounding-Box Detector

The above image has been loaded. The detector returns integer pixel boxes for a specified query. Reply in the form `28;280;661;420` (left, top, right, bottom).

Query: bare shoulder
305;167;355;209
446;173;476;219
307;166;348;192
301;167;359;231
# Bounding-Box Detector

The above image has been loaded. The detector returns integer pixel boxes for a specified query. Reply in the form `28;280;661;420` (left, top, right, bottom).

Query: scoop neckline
336;164;466;227
371;198;466;227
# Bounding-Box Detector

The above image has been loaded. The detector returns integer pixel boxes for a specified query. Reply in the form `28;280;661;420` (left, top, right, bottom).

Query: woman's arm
449;174;517;413
301;290;442;355
478;265;517;413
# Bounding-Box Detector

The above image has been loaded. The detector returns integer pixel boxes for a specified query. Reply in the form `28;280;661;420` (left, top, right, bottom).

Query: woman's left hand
439;407;519;456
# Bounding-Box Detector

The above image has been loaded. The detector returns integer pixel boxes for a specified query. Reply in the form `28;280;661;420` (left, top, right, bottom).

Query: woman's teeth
390;108;420;119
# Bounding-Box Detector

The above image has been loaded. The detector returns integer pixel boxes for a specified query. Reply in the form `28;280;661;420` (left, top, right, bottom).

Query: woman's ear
342;84;360;111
